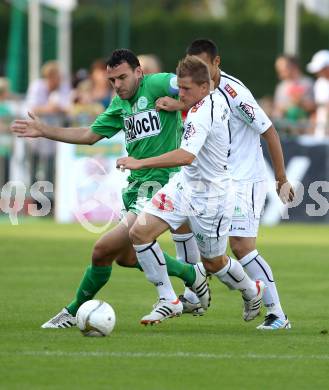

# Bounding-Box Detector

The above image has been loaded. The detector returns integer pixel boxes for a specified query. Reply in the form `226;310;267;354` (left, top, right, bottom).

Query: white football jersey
180;92;231;196
314;77;329;105
216;71;272;182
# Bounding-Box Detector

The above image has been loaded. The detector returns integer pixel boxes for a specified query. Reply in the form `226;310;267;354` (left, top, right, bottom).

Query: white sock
171;232;200;264
239;250;284;319
172;232;200;304
214;257;257;300
134;241;177;301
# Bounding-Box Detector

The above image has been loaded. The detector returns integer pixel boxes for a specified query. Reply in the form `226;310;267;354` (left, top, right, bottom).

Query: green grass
1;221;329;390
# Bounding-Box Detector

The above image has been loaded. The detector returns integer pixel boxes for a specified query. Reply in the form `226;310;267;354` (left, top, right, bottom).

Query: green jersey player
91;68;181;214
11;49;209;328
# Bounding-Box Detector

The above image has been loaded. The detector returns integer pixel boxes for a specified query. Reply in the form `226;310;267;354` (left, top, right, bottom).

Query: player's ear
202;81;209;93
135;66;143;78
215;56;221;67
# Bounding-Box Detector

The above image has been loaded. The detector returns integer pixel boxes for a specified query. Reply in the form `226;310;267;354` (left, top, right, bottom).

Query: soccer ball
76;300;116;337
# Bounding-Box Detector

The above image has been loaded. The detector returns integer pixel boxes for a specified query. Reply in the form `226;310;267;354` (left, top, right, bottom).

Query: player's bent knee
230;245;242;259
92;243;113;265
202;255;228;273
129;225;150;245
230;237;256;259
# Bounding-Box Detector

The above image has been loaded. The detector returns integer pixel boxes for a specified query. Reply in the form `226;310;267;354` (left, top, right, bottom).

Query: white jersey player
217;70;270;235
156;39;295;330
117;56;265;325
187;40;294;330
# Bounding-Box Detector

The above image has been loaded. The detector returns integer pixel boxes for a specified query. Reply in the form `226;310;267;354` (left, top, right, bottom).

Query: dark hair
106;49;140;70
186;39;219;61
176;55;210;85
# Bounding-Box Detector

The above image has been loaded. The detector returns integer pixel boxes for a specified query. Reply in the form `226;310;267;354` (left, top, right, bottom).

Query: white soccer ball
76;300;116;337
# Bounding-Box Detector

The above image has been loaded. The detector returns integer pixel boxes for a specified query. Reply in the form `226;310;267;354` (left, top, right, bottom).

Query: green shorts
121;180;165;215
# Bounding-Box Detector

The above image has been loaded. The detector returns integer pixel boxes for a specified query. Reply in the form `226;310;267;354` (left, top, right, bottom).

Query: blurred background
0;0;328;226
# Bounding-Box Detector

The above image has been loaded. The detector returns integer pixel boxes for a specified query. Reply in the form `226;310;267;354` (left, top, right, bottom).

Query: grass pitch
1;221;329;389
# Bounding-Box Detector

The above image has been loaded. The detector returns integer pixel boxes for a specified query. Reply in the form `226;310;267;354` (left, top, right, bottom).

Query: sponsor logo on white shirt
183;122;196;141
191;99;205;113
224;83;238;98
236;102;255;123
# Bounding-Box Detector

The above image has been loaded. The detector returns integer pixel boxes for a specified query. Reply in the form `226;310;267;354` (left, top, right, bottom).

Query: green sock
164;252;196;286
66;265;112;316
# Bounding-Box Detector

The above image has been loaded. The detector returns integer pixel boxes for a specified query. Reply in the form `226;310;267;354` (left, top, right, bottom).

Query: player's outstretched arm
11;112;103;145
262;125;295;204
116;148;195;170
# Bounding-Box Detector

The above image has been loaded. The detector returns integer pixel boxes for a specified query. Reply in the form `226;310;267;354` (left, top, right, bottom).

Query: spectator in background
138;54;162;74
307;50;329;139
72;68;89;89
25;60;71;115
89;59;112;109
0;77;22;185
69;79;104;126
0;78;22;120
273;55;315;134
25;60;72;184
0;78;14;118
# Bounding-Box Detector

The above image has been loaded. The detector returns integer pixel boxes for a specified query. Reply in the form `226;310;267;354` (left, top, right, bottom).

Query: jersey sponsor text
236;102;255;123
224;84;238;98
124;109;161;143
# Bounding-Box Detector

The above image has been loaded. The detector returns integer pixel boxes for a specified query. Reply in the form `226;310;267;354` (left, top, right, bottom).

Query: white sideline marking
2;351;329;360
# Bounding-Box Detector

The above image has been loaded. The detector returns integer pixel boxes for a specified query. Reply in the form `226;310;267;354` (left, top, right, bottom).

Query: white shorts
229;180;267;238
143;174;235;259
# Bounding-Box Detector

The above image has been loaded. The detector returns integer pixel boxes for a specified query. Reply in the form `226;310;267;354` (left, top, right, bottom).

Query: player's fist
116;156;143;171
156;97;184;112
276;179;295;204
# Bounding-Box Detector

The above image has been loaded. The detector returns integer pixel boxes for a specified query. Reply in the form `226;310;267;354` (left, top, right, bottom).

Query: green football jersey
91;73;182;186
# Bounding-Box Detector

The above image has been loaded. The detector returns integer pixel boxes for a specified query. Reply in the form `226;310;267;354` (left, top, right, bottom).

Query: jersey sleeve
233;88;272;134
180;101;211;156
91;96;123;138
147;73;179;97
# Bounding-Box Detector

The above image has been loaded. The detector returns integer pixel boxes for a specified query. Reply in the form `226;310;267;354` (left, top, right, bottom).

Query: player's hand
10;112;46;138
276;178;295;204
116;157;143;171
156;97;182;112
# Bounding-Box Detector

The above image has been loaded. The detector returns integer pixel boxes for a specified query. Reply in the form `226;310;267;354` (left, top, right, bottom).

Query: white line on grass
2;351;329;360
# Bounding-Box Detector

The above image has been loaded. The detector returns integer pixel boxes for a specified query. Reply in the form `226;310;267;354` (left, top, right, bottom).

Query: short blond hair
41;60;60;78
138;54;162;74
176;55;210;85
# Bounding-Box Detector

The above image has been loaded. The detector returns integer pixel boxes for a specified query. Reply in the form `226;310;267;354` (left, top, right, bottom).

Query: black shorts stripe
251;183;255;218
216;215;224;240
